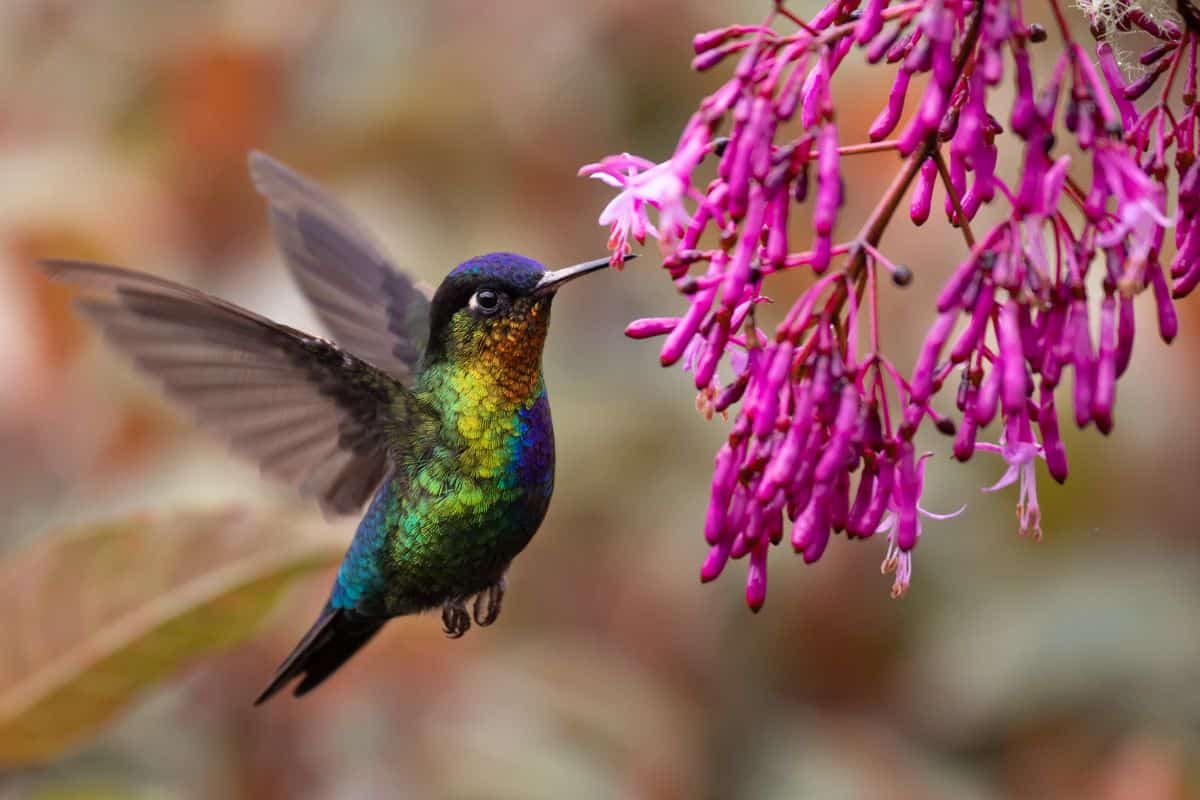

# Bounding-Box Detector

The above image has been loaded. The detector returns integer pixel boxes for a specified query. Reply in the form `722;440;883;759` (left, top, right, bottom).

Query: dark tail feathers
254;607;385;705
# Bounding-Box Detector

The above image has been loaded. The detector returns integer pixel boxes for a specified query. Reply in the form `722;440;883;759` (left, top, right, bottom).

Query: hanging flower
581;0;1194;606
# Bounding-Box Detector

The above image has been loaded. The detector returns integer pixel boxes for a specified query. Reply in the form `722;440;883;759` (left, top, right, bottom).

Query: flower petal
918;503;967;521
982;464;1021;493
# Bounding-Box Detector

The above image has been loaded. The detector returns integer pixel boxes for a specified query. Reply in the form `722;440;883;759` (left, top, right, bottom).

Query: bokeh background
0;1;1198;798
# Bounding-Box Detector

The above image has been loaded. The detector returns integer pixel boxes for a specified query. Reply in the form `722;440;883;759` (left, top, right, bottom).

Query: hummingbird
43;151;624;703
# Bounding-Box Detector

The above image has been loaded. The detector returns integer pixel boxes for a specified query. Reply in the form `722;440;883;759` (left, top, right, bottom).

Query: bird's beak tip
535;253;635;294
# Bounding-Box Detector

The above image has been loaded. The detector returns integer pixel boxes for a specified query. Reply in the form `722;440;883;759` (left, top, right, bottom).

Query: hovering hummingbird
43;151;624;703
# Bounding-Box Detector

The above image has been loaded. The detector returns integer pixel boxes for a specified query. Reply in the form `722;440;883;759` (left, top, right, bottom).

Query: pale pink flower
1093;144;1173;272
579;153;692;266
877;453;966;598
978;429;1044;540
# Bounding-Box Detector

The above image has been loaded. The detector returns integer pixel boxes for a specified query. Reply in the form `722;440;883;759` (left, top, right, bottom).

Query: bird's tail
254;607;385;705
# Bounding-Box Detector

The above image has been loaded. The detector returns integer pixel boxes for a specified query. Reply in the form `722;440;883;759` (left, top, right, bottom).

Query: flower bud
625;318;679;339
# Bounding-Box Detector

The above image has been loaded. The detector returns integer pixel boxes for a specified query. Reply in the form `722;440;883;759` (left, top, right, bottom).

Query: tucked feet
472;576;505;627
441;598;470;638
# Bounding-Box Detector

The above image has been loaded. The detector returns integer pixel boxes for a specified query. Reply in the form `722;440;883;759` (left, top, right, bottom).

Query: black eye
470;289;502;315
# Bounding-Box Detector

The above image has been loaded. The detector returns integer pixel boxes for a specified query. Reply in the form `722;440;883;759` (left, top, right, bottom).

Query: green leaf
0;508;345;767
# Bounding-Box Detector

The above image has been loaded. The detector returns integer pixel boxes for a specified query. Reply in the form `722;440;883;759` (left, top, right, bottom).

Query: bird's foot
472;576;505;627
441;598;471;638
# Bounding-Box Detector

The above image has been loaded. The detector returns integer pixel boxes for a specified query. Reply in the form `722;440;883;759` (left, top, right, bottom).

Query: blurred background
0;1;1197;798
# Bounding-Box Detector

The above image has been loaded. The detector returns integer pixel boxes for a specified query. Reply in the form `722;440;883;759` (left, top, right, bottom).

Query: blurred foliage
0;0;1196;798
0;509;341;768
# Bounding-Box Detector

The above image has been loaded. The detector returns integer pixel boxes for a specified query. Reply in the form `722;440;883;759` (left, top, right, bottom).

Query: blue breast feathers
506;391;554;498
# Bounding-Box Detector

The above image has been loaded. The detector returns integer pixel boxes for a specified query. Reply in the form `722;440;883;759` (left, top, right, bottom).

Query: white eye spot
470;289;502;315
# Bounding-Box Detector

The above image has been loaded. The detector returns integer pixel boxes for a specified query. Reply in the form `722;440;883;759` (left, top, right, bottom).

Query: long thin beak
534;254;635;295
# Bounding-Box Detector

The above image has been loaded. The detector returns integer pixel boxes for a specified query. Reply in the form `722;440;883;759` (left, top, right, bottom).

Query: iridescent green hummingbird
43;152;623;703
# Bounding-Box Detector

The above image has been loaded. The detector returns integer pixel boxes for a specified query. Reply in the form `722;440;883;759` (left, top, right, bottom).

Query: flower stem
812;140;904;159
849;150;932;278
774;1;819;35
1046;0;1073;42
1062;173;1098;219
932;148;977;247
1159;43;1186;105
868;258;881;353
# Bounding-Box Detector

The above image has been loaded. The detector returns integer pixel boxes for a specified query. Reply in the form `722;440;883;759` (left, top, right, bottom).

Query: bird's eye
470;289;502;316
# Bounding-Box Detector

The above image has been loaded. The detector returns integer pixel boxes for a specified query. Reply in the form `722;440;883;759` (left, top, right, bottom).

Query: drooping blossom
876;448;966;598
580;135;711;266
579;154;680;266
582;0;1200;609
978;413;1045;540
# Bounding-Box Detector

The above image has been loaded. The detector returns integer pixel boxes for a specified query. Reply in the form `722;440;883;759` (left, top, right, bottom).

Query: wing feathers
44;259;410;516
248;151;432;383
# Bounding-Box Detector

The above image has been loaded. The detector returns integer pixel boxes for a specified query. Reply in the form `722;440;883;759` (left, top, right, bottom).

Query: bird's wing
44;259;415;517
248;151;432;385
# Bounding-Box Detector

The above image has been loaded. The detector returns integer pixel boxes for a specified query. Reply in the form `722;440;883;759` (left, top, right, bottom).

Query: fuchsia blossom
581;154;679;266
580;142;709;266
876;447;966;598
978;407;1048;538
584;0;1200;609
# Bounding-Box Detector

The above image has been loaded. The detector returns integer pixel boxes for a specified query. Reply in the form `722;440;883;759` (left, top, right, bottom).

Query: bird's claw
441;598;470;638
472;577;505;627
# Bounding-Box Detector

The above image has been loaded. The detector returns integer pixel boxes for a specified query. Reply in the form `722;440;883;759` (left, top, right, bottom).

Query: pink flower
978;415;1044;540
1093;144;1173;274
580;153;693;266
877;451;965;598
580;0;1197;608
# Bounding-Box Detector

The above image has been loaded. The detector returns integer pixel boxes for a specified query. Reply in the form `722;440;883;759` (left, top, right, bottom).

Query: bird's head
422;252;617;390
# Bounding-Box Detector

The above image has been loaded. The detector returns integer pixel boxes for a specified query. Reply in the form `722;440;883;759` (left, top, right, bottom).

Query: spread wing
248;151;432;385
44;259;413;517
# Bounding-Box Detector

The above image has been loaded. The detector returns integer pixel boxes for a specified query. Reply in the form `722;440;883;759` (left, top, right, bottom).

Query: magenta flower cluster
581;0;1197;608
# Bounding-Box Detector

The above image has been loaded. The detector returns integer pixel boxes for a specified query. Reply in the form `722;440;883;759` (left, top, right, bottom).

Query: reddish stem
1046;0;1073;42
809;139;904;159
775;1;819;35
1160;42;1186;106
932;148;977;247
1062;173;1092;218
868;259;881;354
